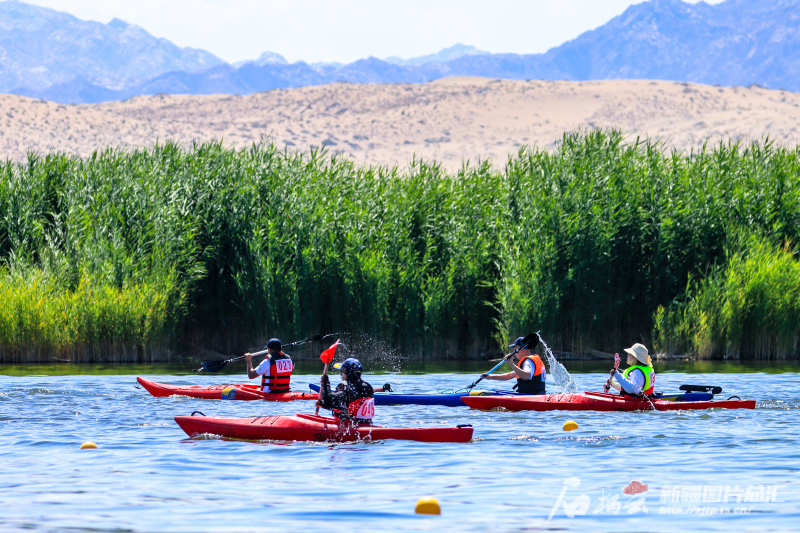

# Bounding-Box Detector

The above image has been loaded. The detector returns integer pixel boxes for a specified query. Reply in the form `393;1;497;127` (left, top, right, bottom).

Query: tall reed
653;236;800;359
0;131;797;361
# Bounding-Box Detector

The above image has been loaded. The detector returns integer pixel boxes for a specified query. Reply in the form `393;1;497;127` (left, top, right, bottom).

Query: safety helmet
334;358;363;380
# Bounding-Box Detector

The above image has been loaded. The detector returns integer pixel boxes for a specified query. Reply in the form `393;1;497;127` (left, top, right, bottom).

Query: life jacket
346;397;375;422
332;383;375;425
622;364;655;396
512;354;547;394
261;352;293;393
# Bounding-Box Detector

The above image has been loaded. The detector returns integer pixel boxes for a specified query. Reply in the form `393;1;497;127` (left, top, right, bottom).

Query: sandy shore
2;77;799;169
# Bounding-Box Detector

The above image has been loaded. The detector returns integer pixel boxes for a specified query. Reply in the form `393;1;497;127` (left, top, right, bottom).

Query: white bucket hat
624;343;652;366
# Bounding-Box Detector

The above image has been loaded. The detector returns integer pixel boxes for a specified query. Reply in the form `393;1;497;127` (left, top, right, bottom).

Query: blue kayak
308;383;522;406
308;384;712;407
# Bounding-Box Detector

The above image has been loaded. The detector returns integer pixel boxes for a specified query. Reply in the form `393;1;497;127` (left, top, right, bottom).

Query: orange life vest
261;352;293;393
513;354;547;394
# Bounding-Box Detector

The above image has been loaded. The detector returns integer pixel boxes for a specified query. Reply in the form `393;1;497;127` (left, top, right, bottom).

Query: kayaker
316;358;375;425
606;343;655;397
244;338;294;393
481;336;547;394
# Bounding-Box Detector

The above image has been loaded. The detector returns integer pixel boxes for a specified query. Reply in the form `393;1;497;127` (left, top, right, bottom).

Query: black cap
266;338;282;350
509;336;528;348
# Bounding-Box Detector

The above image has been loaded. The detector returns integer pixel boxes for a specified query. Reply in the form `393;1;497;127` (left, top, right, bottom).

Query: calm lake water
1;360;799;532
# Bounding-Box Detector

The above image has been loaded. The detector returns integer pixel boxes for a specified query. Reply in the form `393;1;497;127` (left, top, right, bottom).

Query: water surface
1;361;799;531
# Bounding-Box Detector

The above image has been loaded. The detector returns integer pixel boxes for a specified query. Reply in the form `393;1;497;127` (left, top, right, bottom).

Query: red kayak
174;413;474;443
137;377;318;402
461;391;756;412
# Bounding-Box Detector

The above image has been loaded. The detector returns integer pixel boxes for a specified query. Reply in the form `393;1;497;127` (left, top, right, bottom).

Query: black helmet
335;358;363;380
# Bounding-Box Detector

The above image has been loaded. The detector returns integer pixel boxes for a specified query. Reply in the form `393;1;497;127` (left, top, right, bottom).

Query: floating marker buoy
80;442;98;449
563;420;579;431
415;497;441;515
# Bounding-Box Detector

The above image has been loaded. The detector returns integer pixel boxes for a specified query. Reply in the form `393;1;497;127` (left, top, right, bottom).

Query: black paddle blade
679;384;723;395
521;332;540;348
200;359;228;373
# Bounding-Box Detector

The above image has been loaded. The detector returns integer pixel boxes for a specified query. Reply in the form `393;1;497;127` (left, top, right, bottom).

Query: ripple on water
0;371;799;532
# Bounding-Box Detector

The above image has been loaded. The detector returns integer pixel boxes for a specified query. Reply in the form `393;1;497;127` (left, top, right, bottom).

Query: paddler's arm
244;353;270;379
506;358;531;380
318;374;348;411
244;353;258;379
611;369;643;394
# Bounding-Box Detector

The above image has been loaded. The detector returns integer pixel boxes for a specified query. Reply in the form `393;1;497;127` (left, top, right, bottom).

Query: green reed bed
653;236;800;359
0;130;798;362
0;269;178;362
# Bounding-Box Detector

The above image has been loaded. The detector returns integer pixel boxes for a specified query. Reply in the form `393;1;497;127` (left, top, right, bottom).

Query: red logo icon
623;481;649;495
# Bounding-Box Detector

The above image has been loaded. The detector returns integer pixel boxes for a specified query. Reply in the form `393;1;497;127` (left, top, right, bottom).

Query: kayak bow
174;413;474;443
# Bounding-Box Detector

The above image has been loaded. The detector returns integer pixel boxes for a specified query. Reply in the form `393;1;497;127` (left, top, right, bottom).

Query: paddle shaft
223;348;271;366
604;353;621;392
315;362;329;415
200;334;334;372
468;343;528;390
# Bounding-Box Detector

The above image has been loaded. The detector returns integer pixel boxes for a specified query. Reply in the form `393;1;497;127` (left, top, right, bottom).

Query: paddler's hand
481;373;488;379
320;374;330;385
244;352;252;363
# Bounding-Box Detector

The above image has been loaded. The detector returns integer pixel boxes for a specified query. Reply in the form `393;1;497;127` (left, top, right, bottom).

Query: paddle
464;332;540;391
604;352;621;392
315;339;341;415
197;333;336;373
679;384;723;395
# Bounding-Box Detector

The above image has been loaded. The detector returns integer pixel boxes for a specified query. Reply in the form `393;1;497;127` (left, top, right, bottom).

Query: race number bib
355;398;375;419
274;359;294;373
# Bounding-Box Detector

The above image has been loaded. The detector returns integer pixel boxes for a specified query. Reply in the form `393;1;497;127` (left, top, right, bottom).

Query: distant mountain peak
107;17;130;29
0;0;223;93
9;0;800;104
384;43;490;66
254;51;288;66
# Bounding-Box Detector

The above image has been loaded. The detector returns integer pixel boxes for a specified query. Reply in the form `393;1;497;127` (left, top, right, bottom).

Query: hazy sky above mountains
24;0;725;64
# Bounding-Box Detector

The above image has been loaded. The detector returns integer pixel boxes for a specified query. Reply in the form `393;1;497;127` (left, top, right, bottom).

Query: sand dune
2;77;800;170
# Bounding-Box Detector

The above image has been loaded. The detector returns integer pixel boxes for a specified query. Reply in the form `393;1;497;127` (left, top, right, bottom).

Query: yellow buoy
563;420;579;432
415;497;441;515
80;442;98;449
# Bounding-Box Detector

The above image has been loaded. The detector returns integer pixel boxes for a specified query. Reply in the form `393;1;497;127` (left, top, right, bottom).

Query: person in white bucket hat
606;343;656;397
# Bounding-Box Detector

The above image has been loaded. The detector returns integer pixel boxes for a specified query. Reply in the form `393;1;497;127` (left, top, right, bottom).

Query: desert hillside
2;76;799;169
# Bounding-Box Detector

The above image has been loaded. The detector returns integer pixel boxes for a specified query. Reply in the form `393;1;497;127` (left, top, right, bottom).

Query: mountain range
3;0;800;104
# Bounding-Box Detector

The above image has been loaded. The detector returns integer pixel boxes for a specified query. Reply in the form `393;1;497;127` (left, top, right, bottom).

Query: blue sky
24;0;725;64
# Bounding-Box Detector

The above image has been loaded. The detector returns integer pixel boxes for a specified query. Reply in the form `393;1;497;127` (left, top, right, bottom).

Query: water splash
539;335;578;393
336;332;405;373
